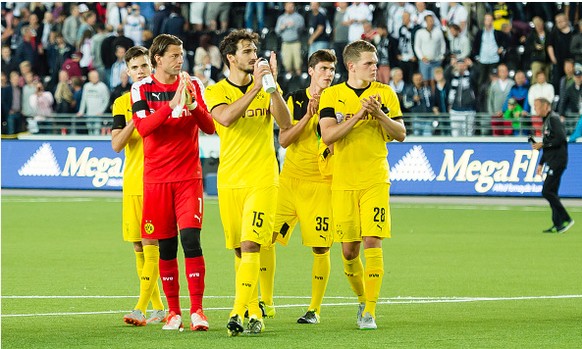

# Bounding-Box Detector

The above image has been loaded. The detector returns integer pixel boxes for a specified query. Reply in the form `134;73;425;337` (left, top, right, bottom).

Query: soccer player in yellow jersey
319;40;406;330
275;50;336;325
204;29;292;336
111;46;166;326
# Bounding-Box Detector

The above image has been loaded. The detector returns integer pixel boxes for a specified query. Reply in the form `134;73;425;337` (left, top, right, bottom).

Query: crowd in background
1;2;582;139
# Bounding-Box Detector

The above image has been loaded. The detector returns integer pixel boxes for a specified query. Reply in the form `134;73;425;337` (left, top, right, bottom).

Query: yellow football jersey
112;92;143;196
319;81;402;190
204;78;279;188
281;88;329;183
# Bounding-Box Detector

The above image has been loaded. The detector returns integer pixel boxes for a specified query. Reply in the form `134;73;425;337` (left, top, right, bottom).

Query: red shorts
141;179;204;239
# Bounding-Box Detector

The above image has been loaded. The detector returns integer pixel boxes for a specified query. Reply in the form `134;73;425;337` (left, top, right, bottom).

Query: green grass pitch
2;195;581;348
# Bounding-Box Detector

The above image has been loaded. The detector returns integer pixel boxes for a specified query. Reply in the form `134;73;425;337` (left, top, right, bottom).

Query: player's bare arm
267;52;292;131
364;95;406;142
319;106;366;145
111;118;135;153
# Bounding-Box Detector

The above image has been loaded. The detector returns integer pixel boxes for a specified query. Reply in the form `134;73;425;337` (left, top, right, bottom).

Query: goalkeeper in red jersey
128;34;216;331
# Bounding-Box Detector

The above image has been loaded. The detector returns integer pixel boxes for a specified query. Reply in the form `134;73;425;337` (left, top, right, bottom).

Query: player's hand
253;59;272;91
170;78;185;109
181;72;196;106
532;141;543;151
306;94;320;118
536;164;543;176
269;52;279;82
362;94;382;117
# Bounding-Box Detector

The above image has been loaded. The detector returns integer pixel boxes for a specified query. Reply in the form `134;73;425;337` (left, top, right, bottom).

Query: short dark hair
308;49;337;69
125;46;149;65
218;29;259;68
150;34;183;68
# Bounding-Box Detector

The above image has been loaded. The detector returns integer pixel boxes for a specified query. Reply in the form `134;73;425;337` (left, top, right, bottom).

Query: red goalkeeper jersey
131;74;215;183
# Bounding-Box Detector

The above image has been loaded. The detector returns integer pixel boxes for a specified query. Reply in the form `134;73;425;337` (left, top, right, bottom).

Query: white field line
6;197;582;213
2;295;581;318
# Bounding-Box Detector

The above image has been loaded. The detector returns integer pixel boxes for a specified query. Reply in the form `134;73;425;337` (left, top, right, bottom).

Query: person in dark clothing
547;13;574;95
531;97;574;234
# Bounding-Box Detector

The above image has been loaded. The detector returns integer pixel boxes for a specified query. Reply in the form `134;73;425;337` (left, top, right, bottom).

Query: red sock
185;256;205;314
159;258;181;315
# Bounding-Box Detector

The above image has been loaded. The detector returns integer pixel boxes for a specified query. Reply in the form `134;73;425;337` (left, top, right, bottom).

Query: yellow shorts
332;183;391;243
122;194;143;243
218;185;277;249
274;177;333;247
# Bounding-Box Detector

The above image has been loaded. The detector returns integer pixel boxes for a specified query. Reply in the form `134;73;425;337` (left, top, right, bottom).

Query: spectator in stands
396;10;418;83
559;59;576;104
61;51;83;81
110;45;127;90
389;67;406;107
53;69;74;113
528;70;555;118
1;45;19;75
77;69;110;135
39;12;55;50
411;2;438;28
193;64;216;88
448;59;477;136
472;13;506;96
47;32;75;85
189;2;206;32
206;3;231;33
443;2;468;36
152;3;171;37
7;71;23;134
344;2;373;43
71;76;83;113
332;2;350;78
275;2;305;77
569;115;582;142
569;19;582;64
503;98;523;135
374;24;396;84
308;2;331;57
524;16;550;81
77;29;94;76
108;68;130;113
123;4;146;46
558;67;582;125
492;2;512;31
76;11;97;45
142;29;153;49
106;3;129;32
90;23;109;83
14;26;37;73
62;5;81;47
432;66;450;135
404;71;433;136
414;15;445;86
194;33;222;71
488;63;514;119
161;4;186;41
244;2;264;32
503;70;530;114
21;72;37;130
447;24;471;66
387;2;416;40
28;81;54;133
547;13;574;94
1;71;11;134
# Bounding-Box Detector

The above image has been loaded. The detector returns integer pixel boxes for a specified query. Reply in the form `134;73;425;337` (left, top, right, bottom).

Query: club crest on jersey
144;221;155;234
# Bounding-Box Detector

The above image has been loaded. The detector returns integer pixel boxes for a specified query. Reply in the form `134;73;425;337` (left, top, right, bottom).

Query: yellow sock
309;251;330;314
248;272;261;318
231;252;260;318
259;244;276;306
135;251;145;281
135;245;160;314
234;254;241;272
363;248;384;318
137;250;164;311
342;254;366;303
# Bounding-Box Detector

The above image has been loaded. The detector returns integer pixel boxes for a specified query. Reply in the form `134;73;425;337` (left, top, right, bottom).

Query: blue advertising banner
2;139;581;197
387;142;582;197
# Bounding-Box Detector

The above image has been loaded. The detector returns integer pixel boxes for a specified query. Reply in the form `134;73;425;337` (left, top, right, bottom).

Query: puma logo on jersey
338;99;345;104
296;100;304;108
226;96;232;102
152;92;161;100
194;214;201;223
